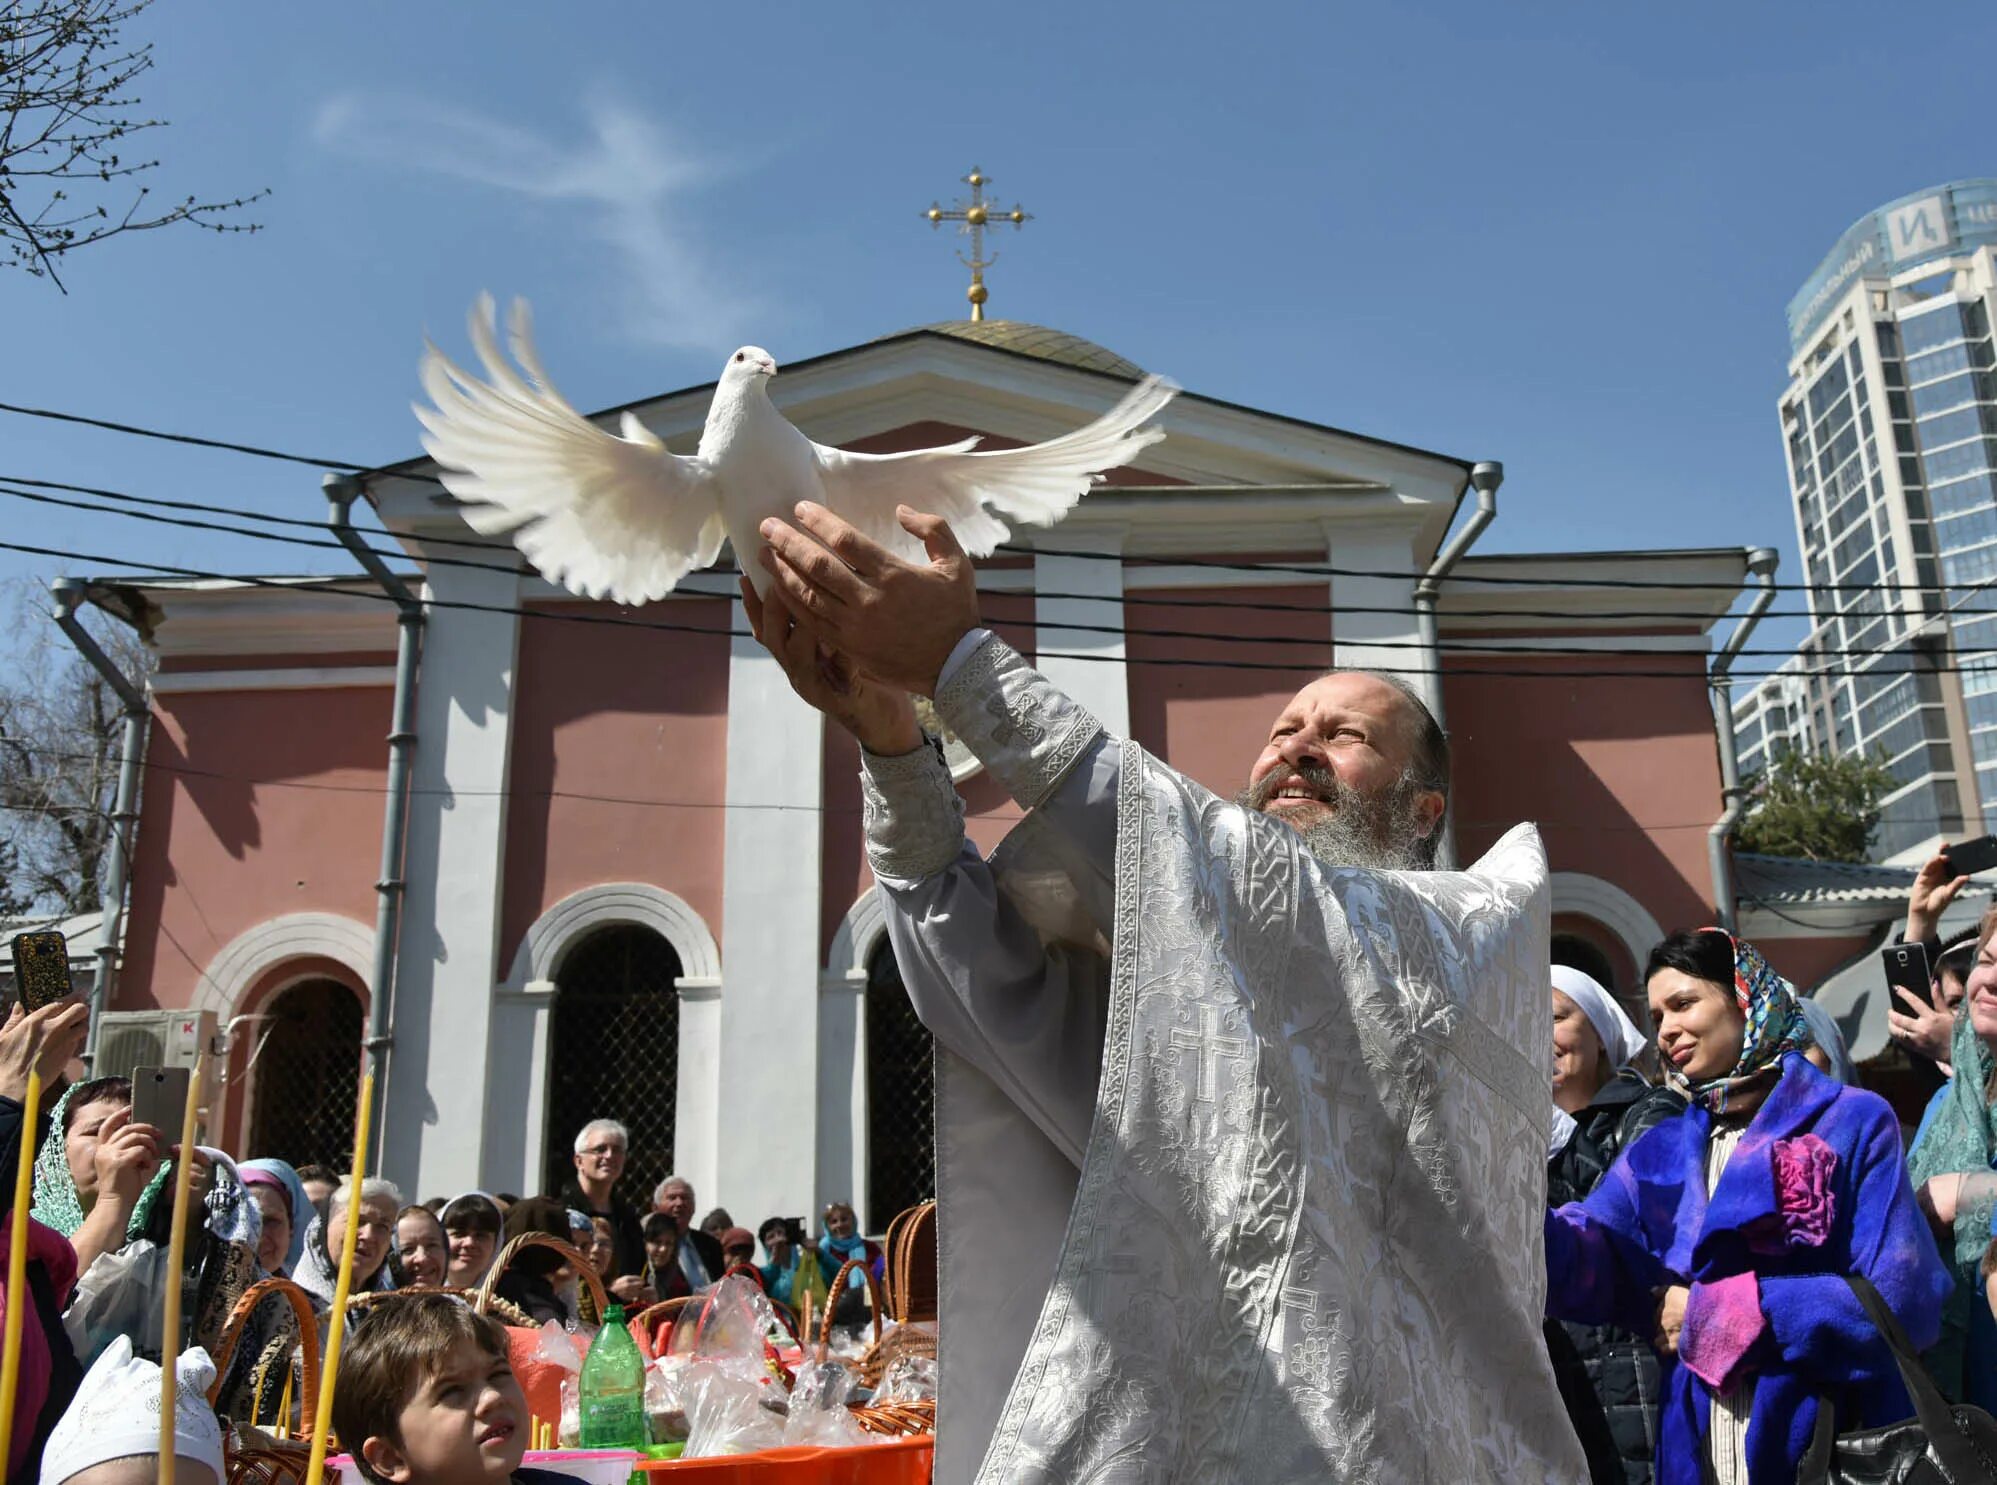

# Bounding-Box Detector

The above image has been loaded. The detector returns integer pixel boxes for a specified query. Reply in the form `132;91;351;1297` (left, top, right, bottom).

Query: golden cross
922;166;1031;322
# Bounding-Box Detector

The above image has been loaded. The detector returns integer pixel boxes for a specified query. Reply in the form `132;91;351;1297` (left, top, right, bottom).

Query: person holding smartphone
1888;849;1982;1087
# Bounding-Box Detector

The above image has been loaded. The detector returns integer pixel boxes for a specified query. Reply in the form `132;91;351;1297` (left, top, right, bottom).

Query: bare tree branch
0;0;267;285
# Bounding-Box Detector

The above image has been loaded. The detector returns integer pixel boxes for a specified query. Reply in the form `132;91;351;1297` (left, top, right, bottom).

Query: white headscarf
42;1335;226;1484
1551;964;1645;1071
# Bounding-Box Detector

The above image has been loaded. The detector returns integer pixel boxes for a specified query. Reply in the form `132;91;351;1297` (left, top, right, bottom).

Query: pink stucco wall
1446;650;1721;941
120;684;393;1009
500;598;731;970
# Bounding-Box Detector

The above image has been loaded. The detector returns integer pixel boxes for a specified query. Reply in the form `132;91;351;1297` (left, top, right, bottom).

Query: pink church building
72;319;1798;1225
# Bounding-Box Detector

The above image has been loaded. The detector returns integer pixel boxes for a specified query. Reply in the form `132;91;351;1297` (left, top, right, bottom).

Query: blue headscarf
238;1157;311;1275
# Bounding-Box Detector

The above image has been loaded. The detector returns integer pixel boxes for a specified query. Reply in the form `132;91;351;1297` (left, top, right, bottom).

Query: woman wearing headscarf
1546;928;1950;1485
818;1201;886;1328
217;1157;315;1429
31;1078;262;1372
1543;964;1684;1484
1906;903;1997;1409
237;1158;310;1278
293;1176;401;1307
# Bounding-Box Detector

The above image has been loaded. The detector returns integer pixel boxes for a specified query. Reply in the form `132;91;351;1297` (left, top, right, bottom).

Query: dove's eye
733;352;745;363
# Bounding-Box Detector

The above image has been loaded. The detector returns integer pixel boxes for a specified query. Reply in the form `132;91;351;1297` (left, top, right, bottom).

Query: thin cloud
312;93;752;349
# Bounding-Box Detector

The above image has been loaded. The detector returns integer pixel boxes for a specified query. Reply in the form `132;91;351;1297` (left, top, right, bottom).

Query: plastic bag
63;1239;171;1366
559;1374;581;1448
644;1359;687;1445
677;1358;787;1457
782;1358;869;1449
873;1354;937;1406
534;1318;583;1376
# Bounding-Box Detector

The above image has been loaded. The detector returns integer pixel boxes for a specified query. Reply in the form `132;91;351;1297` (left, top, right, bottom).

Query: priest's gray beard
1235;761;1434;871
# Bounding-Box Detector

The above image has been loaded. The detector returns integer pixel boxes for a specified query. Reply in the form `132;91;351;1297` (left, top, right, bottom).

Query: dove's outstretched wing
416;295;725;604
808;374;1178;562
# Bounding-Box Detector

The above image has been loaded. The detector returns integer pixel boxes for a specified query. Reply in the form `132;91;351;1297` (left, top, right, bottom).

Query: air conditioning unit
94;1009;217;1081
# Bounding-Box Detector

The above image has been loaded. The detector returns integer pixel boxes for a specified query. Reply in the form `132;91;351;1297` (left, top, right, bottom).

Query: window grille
543;925;682;1205
248;978;363;1170
865;943;934;1228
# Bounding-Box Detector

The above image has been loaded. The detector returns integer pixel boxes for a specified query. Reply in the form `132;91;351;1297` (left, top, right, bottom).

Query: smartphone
10;931;73;1011
1946;835;1997;878
129;1064;192;1135
1882;941;1935;1006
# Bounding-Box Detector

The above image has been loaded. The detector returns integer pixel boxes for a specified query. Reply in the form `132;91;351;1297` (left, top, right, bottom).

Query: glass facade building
1736;181;1997;861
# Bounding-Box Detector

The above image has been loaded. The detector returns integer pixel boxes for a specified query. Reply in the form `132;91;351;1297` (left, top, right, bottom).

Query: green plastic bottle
577;1303;646;1449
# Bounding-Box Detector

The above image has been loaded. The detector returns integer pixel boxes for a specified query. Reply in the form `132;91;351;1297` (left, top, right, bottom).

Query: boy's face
361;1336;526;1485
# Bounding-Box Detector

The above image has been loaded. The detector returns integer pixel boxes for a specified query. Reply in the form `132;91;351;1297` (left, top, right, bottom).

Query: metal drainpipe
1707;547;1782;931
48;579;150;1067
1412;461;1504;869
325;473;425;1168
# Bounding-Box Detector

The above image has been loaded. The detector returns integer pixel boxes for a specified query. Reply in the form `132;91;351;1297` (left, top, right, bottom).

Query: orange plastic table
636;1437;932;1483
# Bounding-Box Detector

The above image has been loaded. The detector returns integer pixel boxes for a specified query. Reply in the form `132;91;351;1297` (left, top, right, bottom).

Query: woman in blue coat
1546;928;1951;1485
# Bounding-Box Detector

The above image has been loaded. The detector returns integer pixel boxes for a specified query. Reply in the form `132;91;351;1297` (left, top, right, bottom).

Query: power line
8;471;1997;665
11;478;1997;665
9;528;1997;681
0;399;1881;597
0;401;363;472
17;469;1993;630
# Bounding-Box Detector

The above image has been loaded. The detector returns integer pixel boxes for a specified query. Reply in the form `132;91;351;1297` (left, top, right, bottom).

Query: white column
1325;525;1423;675
673;978;723;1203
381;561;521;1198
1034;525;1129;735
714;602;825;1226
814;973;865;1219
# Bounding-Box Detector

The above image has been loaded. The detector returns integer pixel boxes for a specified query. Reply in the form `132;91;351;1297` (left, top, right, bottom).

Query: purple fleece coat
1546;1053;1952;1485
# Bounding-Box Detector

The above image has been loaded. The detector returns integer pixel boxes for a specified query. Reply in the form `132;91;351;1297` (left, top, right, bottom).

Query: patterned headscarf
30;1081;170;1239
1663;928;1812;1112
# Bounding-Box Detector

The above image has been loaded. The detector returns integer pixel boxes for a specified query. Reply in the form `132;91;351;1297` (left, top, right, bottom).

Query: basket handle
208;1277;321;1436
818;1254;885;1357
473;1232;608;1326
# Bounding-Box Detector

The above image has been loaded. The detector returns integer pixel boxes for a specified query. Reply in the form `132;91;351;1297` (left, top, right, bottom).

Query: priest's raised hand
737;570;922;759
753;500;983;699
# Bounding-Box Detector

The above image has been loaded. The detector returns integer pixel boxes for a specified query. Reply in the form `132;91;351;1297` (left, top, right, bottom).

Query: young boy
333;1292;569;1485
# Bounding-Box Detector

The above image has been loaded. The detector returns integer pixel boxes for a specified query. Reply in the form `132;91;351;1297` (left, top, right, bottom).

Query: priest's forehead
1273;671;1421;740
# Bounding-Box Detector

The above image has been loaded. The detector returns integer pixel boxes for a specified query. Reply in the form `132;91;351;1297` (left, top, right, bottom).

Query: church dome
890;319;1145;380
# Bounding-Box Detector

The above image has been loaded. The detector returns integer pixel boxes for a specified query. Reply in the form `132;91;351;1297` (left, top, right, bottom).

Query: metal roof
890;319;1146;379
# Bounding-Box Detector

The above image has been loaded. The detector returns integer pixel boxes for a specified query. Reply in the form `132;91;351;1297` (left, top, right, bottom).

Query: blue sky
7;0;1996;663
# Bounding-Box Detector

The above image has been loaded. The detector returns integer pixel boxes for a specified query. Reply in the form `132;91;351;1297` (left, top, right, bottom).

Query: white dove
415;294;1180;604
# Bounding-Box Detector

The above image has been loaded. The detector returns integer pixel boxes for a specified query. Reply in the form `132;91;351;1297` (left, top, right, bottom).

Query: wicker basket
208;1278;321;1434
473;1231;608;1326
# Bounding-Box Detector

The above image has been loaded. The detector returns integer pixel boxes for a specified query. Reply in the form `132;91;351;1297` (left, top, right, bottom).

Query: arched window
248;978;364;1170
865;941;934;1227
543;925;681;1204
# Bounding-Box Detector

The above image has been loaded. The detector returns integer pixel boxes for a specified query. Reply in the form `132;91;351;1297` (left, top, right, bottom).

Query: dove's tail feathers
414;294;722;605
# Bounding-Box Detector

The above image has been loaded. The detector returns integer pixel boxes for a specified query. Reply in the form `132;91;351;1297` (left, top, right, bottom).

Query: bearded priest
744;501;1587;1485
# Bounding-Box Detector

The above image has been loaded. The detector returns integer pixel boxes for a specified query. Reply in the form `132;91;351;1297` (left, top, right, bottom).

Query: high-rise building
1736;180;1997;861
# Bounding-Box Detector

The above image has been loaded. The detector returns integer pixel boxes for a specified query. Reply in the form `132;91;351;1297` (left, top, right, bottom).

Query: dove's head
723;346;778;385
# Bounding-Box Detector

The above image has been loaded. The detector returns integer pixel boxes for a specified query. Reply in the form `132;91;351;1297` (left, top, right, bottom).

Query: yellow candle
279;1368;294;1440
0;1070;42;1476
158;1059;205;1485
306;1071;373;1485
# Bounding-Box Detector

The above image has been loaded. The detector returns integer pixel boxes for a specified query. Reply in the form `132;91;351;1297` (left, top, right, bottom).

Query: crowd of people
1538;848;1997;1484
7;859;1997;1482
0;1006;889;1485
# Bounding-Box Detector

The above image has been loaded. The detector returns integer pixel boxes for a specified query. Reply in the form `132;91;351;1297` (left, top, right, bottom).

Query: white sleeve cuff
934;627;994;693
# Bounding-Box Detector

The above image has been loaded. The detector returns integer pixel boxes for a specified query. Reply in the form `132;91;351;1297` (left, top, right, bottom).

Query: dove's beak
757;359;777;377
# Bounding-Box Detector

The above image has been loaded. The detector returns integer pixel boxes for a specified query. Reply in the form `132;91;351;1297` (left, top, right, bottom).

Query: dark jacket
1544;1069;1686;1485
558;1182;647;1281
